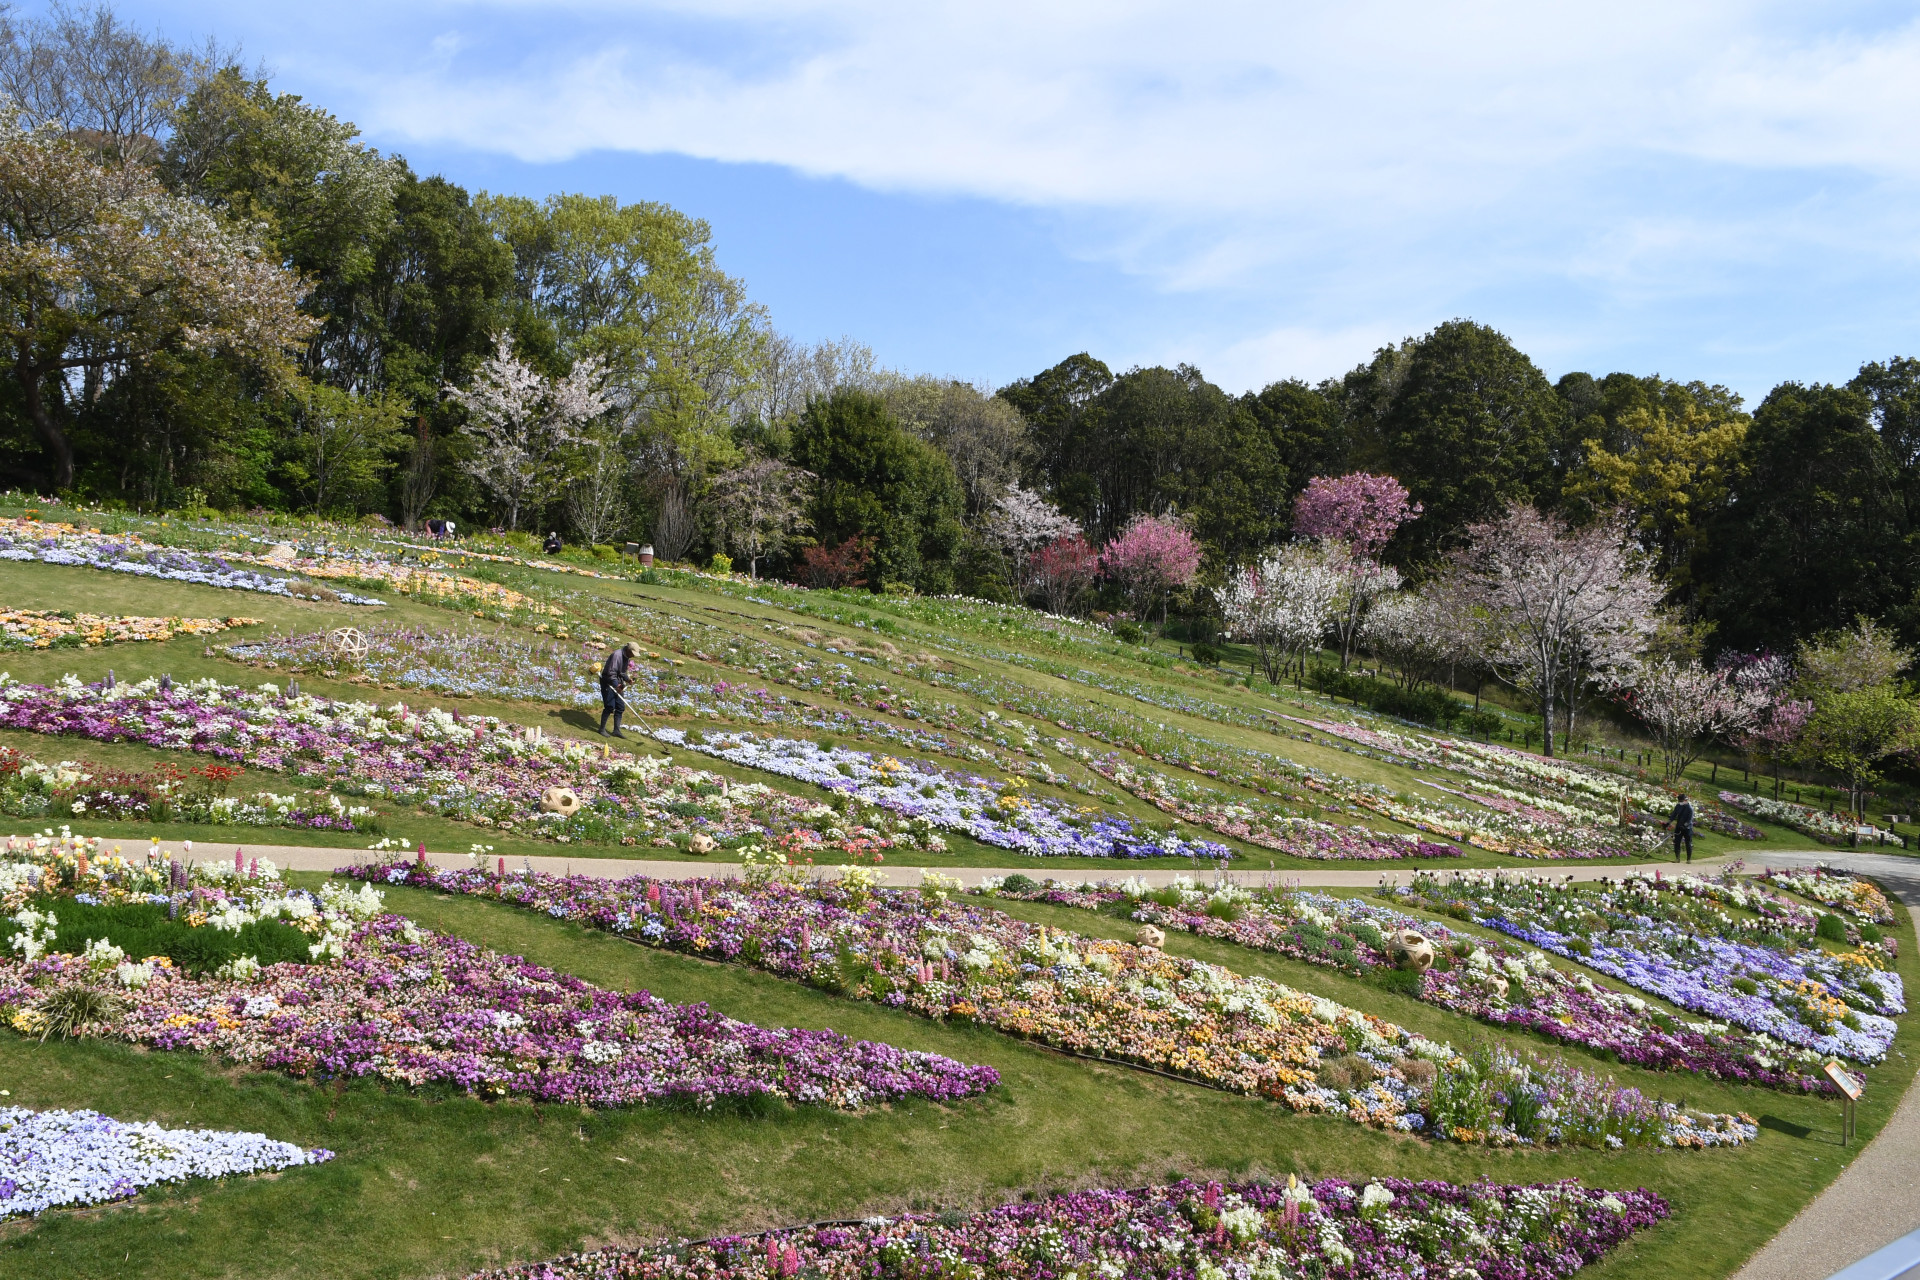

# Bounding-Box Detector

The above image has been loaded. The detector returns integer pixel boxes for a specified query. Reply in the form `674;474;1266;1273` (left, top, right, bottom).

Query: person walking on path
1665;790;1695;862
598;642;639;737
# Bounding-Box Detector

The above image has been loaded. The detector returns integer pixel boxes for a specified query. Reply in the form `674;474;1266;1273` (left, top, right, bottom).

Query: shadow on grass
1758;1115;1813;1139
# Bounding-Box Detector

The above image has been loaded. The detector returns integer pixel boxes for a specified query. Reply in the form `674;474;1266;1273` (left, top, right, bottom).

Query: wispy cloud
131;0;1920;392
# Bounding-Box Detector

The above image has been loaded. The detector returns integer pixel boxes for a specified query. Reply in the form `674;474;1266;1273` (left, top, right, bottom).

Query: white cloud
164;0;1920;396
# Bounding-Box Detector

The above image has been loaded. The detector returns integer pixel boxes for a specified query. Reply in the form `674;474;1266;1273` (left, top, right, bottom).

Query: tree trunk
1539;685;1556;758
15;353;73;489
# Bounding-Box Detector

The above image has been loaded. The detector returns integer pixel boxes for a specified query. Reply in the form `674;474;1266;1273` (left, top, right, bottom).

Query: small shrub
1861;923;1885;944
1316;1053;1377;1091
1816;914;1848;942
1113;621;1143;644
32;984;128;1041
710;553;733;575
1503;1087;1545;1140
1189;640;1223;665
1375;968;1424;997
1730;976;1760;996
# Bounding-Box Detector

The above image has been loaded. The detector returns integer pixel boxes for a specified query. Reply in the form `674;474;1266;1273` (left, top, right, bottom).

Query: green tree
999;352;1113;528
1378;320;1564;560
161;69;403;390
1794;686;1920;819
278;383;408;514
1560;400;1747;592
477;192;765;478
1697;383;1909;653
0;110;311;489
788;390;964;593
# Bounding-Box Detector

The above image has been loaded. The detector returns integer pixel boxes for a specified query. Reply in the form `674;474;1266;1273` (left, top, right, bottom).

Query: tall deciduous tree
478;192;765;477
1452;506;1661;757
444;333;609;529
705;453;814;578
0;111;311;488
1218;541;1343;685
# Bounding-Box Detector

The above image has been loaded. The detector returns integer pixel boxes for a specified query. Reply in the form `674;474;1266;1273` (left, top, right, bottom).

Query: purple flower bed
657;726;1234;860
469;1175;1669;1280
1401;871;1905;1063
984;877;1831;1093
0;916;998;1111
345;860;1759;1148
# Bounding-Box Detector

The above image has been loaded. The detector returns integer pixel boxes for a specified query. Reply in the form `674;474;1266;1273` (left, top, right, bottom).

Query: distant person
443;519;455;539
425;518;445;539
544;531;563;554
1665;791;1694;862
599;641;639;737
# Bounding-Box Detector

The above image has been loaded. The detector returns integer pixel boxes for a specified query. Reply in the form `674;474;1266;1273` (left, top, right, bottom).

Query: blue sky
111;1;1920;404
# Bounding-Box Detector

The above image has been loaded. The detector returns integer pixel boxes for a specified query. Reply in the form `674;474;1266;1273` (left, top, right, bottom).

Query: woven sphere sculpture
540;787;582;816
1386;928;1436;973
328;626;370;663
1135;924;1167;950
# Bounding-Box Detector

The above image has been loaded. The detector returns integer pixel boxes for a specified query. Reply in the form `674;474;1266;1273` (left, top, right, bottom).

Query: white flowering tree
705;453;815;578
0;110;312;488
986;484;1081;598
445;334;611;530
1218;542;1343;686
1452;506;1661;757
1364;589;1448;689
1623;656;1773;783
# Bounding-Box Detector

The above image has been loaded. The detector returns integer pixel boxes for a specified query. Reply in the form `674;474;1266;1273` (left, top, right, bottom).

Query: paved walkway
1730;850;1920;1280
94;838;1785;889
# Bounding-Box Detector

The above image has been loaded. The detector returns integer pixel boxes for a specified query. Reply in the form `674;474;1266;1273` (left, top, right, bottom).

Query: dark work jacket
600;649;632;687
1669;800;1694;833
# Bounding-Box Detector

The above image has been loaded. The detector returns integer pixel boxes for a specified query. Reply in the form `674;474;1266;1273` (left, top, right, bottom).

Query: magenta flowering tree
1027;533;1098;616
1099;514;1202;629
1292;472;1422;557
1293;474;1422;668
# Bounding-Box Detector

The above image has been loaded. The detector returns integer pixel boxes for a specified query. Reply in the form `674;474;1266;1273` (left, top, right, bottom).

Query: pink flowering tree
1100;514;1202;630
1293;473;1421;557
1294;474;1422;669
1027;534;1099;616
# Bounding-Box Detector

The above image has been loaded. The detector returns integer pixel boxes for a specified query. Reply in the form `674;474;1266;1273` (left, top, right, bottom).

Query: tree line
7;5;1920;670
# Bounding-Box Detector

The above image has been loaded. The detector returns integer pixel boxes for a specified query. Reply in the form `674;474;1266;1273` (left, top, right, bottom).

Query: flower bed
0;610;260;650
0;674;933;853
981;876;1830;1092
0;845;997;1111
1398;870;1904;1062
1759;865;1897;925
348;861;1755;1148
1721;791;1906;847
1088;755;1458;861
471;1175;1668;1280
655;727;1232;860
0;520;386;605
0;1106;331;1219
0;747;379;833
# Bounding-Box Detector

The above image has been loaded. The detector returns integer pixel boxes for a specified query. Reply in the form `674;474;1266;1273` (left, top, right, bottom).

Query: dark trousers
1672;828;1692;860
598;681;624;734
